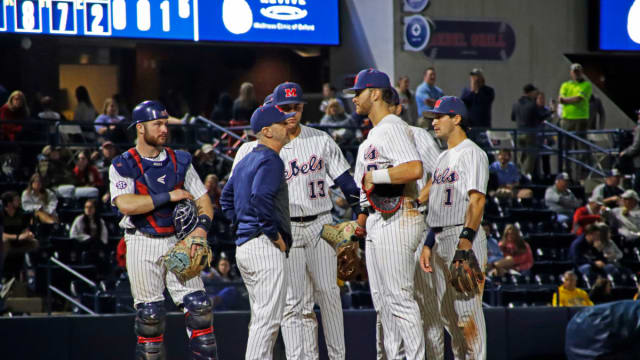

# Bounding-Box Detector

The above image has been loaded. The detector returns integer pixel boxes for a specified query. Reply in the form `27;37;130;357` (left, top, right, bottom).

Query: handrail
48;285;97;315
195;116;246;142
50;256;97;289
542;121;614;154
46;255;101;315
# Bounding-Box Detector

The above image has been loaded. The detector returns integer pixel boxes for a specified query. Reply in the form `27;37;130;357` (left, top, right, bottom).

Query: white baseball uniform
232;124;351;360
109;150;208;306
426;138;489;360
374;125;443;359
354;114;426;360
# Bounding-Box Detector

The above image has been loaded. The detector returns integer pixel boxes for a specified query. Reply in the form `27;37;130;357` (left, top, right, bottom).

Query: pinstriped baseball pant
366;208;426;360
236;234;288;360
125;233;204;306
428;225;487;360
282;212;345;360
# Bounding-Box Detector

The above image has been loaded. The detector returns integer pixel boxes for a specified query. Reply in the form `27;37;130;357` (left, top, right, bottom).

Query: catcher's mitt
321;221;367;281
449;249;484;295
364;182;405;214
160;235;213;283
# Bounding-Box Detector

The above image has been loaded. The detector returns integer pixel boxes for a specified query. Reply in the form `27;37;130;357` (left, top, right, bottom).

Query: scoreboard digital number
0;0;340;46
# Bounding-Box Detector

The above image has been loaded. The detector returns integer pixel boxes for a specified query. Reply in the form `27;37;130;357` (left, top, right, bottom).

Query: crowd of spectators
2;61;640;313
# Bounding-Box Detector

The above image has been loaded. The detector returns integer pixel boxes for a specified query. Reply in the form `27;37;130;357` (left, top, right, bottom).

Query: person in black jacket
511;84;547;176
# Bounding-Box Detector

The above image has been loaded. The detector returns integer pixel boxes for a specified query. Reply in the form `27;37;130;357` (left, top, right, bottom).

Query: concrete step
6;297;43;314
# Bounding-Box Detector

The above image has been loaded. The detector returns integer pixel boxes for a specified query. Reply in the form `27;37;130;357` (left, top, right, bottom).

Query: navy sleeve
569;237;589;266
220;175;236;222
250;156;284;241
334;170;363;215
424;229;436;248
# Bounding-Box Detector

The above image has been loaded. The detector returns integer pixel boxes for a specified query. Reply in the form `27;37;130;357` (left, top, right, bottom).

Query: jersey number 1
443;186;453;206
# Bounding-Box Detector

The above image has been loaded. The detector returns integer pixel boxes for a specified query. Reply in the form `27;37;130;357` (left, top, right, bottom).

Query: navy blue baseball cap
129;100;169;128
424;96;468;119
250;105;296;134
343;68;392;94
273;82;306;105
263;93;274;105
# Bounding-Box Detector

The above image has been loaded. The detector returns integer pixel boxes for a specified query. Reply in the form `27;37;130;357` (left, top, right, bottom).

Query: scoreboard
0;0;340;45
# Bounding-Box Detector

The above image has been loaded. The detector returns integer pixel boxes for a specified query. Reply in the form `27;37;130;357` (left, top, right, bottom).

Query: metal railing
45;256;101;315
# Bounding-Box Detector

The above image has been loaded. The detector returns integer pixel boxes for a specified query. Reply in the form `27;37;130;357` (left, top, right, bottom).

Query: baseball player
349;68;426;360
375;88;443;359
109;100;218;360
232;82;365;360
220;105;294;360
419;96;489;359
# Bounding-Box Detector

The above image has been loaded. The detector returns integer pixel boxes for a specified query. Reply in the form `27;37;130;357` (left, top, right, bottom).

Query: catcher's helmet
129;100;169;128
173;199;199;240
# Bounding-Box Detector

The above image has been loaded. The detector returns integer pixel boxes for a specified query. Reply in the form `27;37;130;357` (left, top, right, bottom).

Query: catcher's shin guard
184;291;218;360
135;301;166;360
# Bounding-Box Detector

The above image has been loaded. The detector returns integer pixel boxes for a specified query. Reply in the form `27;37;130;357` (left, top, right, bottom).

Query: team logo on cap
434;99;442;108
285;88;297;98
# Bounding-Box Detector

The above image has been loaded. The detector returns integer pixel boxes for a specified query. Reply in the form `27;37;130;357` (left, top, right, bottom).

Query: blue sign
403;15;430;52
599;0;640;51
403;0;429;13
0;0;340;46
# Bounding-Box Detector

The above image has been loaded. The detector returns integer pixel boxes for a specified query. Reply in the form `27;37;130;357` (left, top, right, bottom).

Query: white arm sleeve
184;165;207;200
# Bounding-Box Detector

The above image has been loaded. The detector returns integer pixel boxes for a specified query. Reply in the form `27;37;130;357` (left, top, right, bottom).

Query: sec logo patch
116;181;127;189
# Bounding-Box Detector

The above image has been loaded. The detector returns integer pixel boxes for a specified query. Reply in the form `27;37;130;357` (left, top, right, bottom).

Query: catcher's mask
173;199;198;240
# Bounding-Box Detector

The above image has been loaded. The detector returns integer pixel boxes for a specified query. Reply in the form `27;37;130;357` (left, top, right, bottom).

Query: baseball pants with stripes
236;234;289;360
366;208;426;360
125;232;204;305
428;225;487;360
282;212;345;360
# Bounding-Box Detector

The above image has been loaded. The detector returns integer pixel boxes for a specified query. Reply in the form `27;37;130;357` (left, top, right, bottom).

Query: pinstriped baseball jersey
354;114;422;206
231;125;350;217
427;139;489;227
410;126;441;190
109;149;207;229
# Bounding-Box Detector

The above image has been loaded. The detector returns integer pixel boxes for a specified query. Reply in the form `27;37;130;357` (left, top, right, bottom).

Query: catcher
109;100;217;360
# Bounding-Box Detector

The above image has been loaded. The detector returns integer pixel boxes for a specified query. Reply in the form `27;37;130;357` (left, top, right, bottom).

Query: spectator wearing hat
511;84;546;176
572;195;604;235
558;63;592;176
460;68;495;129
545;172;582;224
193;144;229;180
591;169;624;208
415;67;444;128
608;189;640;243
35;145;73;188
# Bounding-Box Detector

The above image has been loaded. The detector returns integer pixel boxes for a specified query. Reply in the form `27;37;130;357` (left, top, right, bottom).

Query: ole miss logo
364;144;379;161
285;88;297;98
434;99;442;108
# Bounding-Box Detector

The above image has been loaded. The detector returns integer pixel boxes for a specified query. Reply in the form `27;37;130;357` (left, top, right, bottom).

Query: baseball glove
160;235;213;283
365;183;405;214
449;249;484;295
320;221;367;281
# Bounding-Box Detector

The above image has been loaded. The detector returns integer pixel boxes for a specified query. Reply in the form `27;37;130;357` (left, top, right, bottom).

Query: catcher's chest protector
113;148;189;235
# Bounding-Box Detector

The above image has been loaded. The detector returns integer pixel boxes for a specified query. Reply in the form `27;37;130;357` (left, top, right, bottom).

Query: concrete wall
329;0;394;90
391;0;630;129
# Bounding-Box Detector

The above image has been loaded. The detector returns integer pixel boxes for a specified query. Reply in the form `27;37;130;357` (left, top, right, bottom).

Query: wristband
459;227;477;242
371;169;392;184
196;214;212;233
150;192;170;209
424;229;436;248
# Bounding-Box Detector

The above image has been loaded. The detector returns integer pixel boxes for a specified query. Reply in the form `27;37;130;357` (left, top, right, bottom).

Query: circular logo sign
403;15;431;52
403;0;430;13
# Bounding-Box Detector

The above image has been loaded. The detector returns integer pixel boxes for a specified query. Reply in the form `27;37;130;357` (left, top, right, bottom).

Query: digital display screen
599;0;640;51
0;0;340;46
